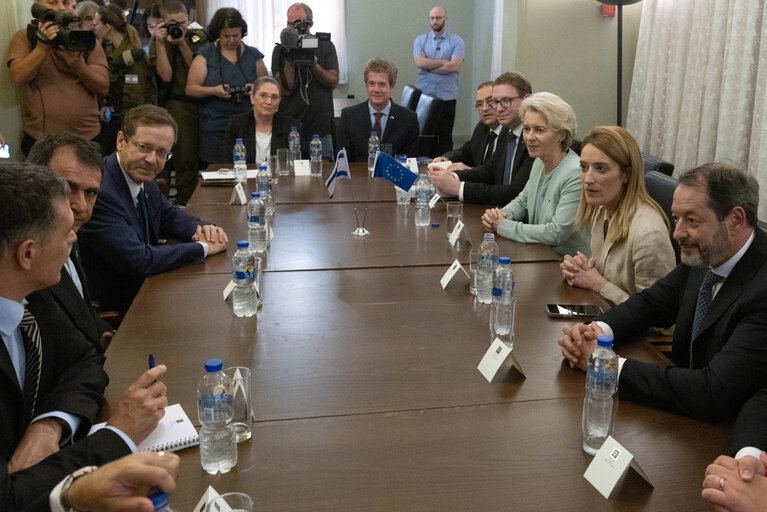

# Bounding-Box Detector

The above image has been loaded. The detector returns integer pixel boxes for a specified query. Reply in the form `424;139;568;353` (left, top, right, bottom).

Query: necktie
136;188;150;243
502;133;518;185
690;270;725;360
19;306;42;425
483;131;497;164
373;112;384;139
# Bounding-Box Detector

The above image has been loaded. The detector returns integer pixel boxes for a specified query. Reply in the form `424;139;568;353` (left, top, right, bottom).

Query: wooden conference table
100;164;729;510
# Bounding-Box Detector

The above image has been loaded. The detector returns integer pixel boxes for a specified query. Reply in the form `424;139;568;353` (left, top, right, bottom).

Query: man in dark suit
78;105;229;315
701;389;767;509
336;58;420;162
0;163;168;510
432;81;500;170
559;163;767;421
26;133;114;352
428;71;535;206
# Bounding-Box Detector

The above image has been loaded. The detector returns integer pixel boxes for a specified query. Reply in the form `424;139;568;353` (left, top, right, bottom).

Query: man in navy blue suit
335;58;420;162
78;105;229;315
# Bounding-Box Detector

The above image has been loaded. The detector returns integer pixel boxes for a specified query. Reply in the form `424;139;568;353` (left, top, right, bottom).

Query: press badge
125;74;138;84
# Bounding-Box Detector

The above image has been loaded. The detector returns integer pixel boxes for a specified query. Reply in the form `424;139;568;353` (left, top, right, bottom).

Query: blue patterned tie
19;306;42;425
690;270;724;363
136;188;150;243
502;133;518;185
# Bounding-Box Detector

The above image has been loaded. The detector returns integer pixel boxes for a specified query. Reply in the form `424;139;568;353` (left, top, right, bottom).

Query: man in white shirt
559;163;767;420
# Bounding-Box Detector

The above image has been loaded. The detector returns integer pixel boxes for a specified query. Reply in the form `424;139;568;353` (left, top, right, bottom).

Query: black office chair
645;170;680;263
415;93;442;158
641;152;674;176
401;84;422;111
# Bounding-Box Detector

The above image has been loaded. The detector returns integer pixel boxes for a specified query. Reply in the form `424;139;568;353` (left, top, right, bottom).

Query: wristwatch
59;465;98;512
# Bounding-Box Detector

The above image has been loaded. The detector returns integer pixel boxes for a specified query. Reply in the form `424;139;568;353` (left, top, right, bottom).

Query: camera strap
216;40;249;87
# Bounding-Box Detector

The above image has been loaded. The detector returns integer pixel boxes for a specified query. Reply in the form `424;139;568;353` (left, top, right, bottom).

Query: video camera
279;20;330;66
29;4;95;52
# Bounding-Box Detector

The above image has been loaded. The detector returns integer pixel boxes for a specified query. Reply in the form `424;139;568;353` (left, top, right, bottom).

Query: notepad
88;403;199;453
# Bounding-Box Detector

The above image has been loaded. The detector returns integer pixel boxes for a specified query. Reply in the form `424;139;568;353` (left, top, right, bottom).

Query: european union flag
373;151;418;191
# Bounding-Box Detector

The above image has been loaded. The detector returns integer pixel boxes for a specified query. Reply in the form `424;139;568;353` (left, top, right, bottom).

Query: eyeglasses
256;92;280;102
125;134;173;161
475;99;494;109
488;96;521;109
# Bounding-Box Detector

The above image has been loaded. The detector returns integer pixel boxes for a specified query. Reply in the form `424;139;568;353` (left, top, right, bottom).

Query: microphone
279;27;299;49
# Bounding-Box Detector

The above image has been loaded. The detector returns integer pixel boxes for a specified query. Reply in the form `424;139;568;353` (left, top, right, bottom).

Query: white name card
267;220;275;242
407;157;419;174
477;338;525;382
222;280;235;300
440;259;470;289
229;182;247;205
584;436;653;499
194;485;224;512
428;193;440;209
293;159;311;176
448;220;465;246
430;160;452;170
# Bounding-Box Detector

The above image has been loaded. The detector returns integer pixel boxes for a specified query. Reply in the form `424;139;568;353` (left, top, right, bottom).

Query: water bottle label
235;266;254;280
249;215;259;223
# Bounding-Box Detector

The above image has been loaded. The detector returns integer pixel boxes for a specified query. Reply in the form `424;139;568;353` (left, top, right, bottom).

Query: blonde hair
575;126;669;244
519;92;576;152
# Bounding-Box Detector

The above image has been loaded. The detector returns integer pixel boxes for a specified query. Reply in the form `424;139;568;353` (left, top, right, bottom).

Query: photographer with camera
94;4;157;154
272;3;338;160
7;0;108;156
150;0;207;205
186;7;268;168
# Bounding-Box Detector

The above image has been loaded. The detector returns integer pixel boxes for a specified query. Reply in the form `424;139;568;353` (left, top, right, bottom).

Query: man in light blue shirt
413;5;465;155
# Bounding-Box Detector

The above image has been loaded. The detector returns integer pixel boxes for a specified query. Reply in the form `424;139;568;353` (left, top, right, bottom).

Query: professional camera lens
164;21;183;39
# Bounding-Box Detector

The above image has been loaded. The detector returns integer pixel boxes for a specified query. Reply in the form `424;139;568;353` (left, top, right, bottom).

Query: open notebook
88;403;199;452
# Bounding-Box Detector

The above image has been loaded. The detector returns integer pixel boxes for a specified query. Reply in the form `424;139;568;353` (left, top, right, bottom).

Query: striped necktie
19;306;42;424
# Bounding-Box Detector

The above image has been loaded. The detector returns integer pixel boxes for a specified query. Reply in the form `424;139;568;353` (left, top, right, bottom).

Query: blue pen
148;353;155;369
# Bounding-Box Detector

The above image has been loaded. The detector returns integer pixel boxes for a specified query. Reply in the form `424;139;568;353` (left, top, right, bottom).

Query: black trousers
435;99;457;156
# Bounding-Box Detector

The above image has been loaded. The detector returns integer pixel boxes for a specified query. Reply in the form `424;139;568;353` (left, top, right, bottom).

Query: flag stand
350;152;376;237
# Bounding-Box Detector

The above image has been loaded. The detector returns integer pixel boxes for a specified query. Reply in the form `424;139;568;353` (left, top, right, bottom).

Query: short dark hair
494;71;532;97
27;132;103;170
364;58;397;87
159;0;186;18
209;7;247;40
678;162;759;227
0;163;70;258
122;104;178;141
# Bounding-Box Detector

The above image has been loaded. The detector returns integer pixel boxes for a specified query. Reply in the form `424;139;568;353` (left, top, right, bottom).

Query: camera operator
185;7;267;168
7;0;108;156
272;3;338;160
150;0;208;205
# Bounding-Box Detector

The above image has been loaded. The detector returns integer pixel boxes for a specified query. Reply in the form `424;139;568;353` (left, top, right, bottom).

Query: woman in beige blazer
560;126;675;304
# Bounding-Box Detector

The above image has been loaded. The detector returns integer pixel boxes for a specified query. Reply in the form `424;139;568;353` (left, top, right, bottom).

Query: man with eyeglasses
413;5;464;156
428;71;534;206
78;105;229;315
432;81;500;171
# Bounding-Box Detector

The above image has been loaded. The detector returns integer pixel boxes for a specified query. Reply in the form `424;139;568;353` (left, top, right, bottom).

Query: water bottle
476;233;499;304
246;194;267;254
582;335;619;455
149;491;176;512
309;134;322;176
256;164;274;215
414;172;431;227
233;138;247;183
197;358;237;474
232;240;257;317
490;256;516;344
367;131;379;173
288;126;301;158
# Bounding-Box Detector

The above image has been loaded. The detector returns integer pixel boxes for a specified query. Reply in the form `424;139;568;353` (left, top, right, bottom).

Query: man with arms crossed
78;105;228;315
559;163;767;420
428;72;534;205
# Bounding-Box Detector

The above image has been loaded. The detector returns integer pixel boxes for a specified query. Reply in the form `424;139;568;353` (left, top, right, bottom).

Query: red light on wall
602;5;616;18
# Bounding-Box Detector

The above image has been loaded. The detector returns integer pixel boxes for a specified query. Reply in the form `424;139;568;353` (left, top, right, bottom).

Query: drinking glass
469;248;480;295
276;148;290;176
446;201;463;239
380;143;393;156
210;492;253;512
267;154;279;184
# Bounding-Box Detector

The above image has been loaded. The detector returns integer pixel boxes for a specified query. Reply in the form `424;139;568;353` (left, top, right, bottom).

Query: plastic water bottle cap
371;131;376;136
483;233;495;241
149;491;169;510
291;126;297;130
492;287;502;296
499;256;511;264
235;138;243;144
250;192;257;197
431;222;439;228
237;240;249;248
597;335;614;348
313;134;319;139
259;165;266;170
204;358;223;372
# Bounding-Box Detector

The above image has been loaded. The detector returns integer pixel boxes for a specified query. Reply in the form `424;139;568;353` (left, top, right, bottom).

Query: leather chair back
401;84;421;111
645;170;680;263
414;93;443;157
